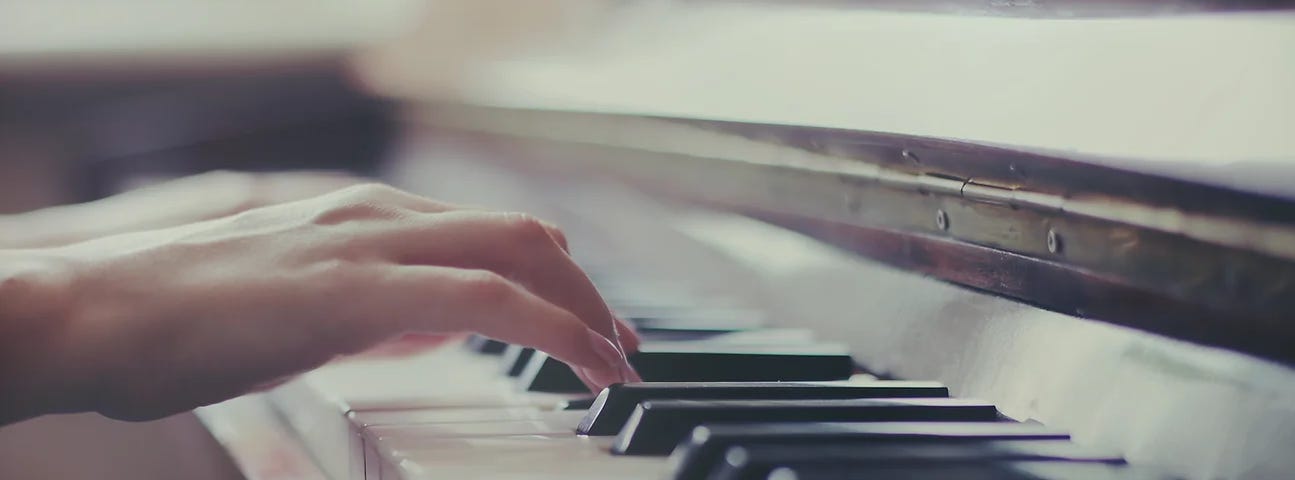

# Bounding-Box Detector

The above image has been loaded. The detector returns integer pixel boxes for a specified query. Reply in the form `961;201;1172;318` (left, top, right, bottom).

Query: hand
2;170;363;248
0;184;640;424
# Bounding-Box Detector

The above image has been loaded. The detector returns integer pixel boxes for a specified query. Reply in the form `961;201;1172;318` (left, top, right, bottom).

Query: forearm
0;171;362;249
0;249;82;425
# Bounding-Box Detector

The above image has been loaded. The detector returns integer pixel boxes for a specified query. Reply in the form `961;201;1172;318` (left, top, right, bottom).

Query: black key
580;381;949;436
613;398;999;455
501;345;537;377
765;461;1179;480
513;330;821;390
668;422;1068;480
559;397;598;411
517;351;591;392
518;345;857;393
634;328;823;345
464;334;508;355
635;330;745;343
626;310;766;333
712;440;1123;480
508;334;816;380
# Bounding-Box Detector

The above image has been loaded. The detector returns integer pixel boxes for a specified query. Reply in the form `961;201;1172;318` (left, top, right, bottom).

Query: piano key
386;434;667;480
502;345;537;377
626;310;767;332
636;328;822;345
668;422;1069;480
689;328;818;344
613;398;1000;455
579;381;949;436
765;461;1181;480
362;411;591;445
505;329;818;381
711;440;1124;480
560;397;599;411
519;344;857;393
497;330;811;379
518;351;595;392
465;334;509;355
351;406;551;428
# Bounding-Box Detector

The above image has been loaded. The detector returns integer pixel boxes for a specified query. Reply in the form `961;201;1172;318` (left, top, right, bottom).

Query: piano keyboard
265;272;1180;480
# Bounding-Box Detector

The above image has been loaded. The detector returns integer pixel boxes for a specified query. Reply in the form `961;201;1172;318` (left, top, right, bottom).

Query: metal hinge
911;173;1062;212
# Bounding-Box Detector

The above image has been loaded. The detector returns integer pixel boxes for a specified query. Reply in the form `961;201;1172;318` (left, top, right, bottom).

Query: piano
72;1;1286;479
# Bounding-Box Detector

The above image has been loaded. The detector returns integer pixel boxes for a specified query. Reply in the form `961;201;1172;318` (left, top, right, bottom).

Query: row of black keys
464;309;857;392
465;338;1178;479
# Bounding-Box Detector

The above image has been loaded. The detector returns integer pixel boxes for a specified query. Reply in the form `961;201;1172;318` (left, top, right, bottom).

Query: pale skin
0;171;641;426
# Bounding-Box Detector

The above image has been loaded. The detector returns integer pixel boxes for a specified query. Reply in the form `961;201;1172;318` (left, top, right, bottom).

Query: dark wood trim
746;210;1294;365
415;108;1295;366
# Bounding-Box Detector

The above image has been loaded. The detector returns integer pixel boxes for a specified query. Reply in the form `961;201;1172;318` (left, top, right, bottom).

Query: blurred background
0;0;622;209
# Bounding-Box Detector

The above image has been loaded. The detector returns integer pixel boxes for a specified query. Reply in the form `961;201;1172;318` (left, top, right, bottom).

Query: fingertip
539;221;569;253
585;328;627;367
614;317;642;354
581;329;638;389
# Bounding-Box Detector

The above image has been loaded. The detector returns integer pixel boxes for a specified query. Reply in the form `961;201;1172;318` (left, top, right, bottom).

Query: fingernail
585;329;629;388
586;329;625;366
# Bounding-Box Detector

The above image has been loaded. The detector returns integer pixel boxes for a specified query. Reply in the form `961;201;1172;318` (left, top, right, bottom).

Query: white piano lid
361;3;1295;200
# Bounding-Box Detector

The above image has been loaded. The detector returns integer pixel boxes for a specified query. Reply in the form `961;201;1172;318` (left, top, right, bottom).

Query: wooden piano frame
416;106;1295;367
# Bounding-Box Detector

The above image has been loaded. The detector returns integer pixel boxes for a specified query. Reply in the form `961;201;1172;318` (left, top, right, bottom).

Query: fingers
320;184;569;252
301;185;628;385
614;316;641;354
373;211;621;348
360;266;627;389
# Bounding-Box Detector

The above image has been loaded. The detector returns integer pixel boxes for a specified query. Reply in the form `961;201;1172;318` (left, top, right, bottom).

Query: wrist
0;249;80;424
0;215;27;249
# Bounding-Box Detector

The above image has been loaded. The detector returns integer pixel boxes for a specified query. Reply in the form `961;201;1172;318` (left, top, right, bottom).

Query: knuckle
309;200;404;227
337;183;402;201
456;270;517;304
500;213;558;246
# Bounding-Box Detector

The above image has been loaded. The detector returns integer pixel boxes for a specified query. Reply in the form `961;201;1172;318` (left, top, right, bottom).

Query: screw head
902;149;921;165
1009;163;1027;179
936;210;949;231
1047;229;1063;254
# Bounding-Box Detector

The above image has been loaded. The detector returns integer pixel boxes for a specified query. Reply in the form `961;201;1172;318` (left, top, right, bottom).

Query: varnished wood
411;110;1295;365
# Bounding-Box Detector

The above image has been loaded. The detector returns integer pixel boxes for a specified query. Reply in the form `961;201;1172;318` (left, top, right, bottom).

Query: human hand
2;170;364;248
0;184;640;423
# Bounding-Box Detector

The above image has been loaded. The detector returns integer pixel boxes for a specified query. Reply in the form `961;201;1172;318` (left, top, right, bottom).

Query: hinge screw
1047;229;1063;254
902;149;921;165
936;210;949;231
1009;163;1027;179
